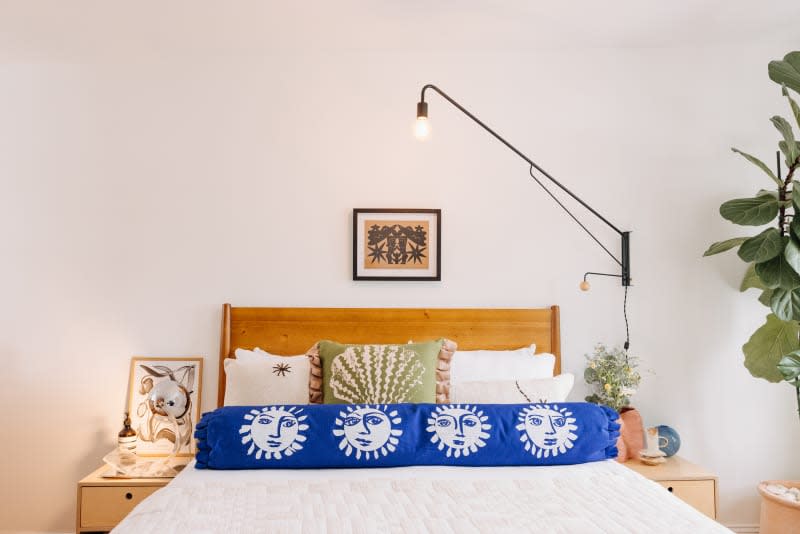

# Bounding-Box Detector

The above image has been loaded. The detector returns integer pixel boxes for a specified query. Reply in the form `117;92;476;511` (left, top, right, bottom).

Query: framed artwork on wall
353;208;441;281
127;356;203;457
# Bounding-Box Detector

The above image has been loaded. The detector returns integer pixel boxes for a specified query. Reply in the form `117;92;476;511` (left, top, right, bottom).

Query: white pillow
450;345;555;383
223;349;310;406
233;347;274;363
450;374;574;404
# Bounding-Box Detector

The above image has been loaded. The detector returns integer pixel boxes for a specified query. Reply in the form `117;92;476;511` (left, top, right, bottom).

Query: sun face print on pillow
332;405;403;460
427;404;492;458
516;404;578;459
240;406;309;460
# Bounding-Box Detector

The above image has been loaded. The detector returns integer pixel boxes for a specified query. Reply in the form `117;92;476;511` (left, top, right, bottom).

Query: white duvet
113;460;731;534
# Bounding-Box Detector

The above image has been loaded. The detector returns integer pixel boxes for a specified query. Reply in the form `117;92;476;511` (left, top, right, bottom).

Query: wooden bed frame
217;304;561;407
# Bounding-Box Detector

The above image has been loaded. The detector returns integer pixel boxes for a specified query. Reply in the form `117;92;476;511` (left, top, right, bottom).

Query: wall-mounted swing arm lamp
416;84;632;348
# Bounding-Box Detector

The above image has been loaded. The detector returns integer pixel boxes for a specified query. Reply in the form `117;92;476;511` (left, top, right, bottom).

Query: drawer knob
125;492;133;500
667;487;674;493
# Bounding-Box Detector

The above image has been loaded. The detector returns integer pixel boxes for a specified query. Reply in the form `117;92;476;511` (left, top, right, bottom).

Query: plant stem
783;159;799;235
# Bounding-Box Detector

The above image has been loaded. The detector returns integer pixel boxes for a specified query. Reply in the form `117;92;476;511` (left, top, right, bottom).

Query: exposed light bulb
579;280;591;291
414;117;430;140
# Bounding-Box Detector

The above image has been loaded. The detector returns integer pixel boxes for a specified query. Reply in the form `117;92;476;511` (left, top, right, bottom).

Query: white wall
1;2;799;531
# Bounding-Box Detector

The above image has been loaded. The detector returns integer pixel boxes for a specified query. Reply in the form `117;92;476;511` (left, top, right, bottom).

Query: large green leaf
779;141;800;163
720;196;780;226
784;86;800;130
771;287;800;321
793;180;800;208
759;288;774;307
785;238;800;274
758;189;779;198
743;314;800;382
791;214;800;240
738;228;783;262
703;237;748;257
741;263;766;292
731;148;782;187
778;352;800;385
778;141;800;167
755;254;800;289
772;116;799;165
769;52;800;95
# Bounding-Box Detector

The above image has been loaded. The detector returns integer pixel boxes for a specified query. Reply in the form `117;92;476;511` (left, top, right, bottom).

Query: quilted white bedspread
113;460;731;534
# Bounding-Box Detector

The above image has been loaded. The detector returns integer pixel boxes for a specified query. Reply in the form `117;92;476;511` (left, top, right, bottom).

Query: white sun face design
427;405;491;458
332;405;403;460
239;406;309;460
516;404;578;459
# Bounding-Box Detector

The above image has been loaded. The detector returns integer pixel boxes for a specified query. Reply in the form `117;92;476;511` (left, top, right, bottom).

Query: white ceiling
0;0;798;59
378;1;800;48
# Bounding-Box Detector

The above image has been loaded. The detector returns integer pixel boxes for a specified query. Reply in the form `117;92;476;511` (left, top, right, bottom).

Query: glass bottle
118;412;137;453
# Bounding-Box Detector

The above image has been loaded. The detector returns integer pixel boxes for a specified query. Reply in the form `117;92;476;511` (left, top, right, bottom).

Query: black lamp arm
583;272;622;282
419;83;631;286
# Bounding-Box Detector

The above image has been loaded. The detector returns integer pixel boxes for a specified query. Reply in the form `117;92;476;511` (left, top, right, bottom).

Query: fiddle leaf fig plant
769;52;800;94
704;51;800;421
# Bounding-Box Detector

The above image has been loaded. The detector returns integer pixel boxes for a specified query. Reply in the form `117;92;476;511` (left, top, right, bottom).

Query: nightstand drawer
80;485;160;528
658;480;716;519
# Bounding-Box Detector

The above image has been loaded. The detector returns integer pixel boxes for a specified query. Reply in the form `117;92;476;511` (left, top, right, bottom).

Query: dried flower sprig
584;343;641;412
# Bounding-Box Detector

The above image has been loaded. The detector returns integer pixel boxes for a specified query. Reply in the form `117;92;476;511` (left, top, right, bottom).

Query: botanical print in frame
353;209;441;281
127;357;203;457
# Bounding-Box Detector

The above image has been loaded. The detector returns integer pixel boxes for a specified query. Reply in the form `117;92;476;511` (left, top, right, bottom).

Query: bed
112;305;730;533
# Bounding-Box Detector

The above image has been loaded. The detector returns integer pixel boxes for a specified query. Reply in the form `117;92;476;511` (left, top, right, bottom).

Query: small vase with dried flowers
584;343;644;461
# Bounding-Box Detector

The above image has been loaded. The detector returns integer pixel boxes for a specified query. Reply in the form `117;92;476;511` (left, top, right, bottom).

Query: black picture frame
353;208;441;281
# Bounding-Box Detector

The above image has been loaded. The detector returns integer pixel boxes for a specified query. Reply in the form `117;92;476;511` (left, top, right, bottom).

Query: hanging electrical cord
623;284;630;351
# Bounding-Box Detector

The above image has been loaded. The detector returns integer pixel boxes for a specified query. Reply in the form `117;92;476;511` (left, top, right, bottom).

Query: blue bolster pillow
195;402;619;469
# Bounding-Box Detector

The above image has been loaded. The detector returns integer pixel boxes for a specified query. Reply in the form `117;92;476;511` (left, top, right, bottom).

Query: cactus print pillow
316;340;444;404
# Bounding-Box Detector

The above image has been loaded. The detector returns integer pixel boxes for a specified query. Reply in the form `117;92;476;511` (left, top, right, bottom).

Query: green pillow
317;339;443;404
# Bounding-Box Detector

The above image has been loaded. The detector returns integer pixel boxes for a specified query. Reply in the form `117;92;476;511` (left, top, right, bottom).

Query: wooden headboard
217;304;561;407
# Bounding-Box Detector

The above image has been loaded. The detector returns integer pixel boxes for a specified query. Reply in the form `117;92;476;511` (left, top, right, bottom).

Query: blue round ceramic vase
657;425;681;457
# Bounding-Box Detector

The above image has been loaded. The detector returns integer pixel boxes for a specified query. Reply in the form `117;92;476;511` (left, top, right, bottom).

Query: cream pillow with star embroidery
223;348;311;406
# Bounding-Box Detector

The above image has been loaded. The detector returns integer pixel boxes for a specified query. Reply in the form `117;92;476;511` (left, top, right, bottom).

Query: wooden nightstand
76;465;179;533
625;455;718;519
